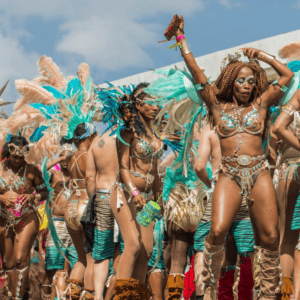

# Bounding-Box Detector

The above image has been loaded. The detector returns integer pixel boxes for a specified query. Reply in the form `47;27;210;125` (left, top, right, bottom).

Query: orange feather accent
34;55;67;90
14;79;56;110
278;41;300;62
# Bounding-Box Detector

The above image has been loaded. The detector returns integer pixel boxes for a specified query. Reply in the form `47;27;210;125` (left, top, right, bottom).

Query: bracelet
132;189;140;197
257;52;275;64
195;79;211;90
34;193;42;201
176;35;185;42
272;80;288;93
180;38;192;55
125;182;137;195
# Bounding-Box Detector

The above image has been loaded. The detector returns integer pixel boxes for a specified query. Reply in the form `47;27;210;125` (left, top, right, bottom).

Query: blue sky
0;0;300;133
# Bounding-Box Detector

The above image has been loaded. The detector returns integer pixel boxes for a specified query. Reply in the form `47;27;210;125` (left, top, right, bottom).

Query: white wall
98;29;300;88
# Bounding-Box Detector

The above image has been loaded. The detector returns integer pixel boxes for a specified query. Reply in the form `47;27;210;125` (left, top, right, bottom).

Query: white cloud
293;1;300;9
218;0;245;9
56;15;157;70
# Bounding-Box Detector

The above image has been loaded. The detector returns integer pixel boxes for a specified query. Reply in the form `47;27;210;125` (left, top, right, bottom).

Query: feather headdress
2;56;101;164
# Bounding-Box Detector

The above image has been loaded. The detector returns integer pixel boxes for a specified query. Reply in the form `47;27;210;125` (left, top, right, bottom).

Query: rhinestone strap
15;266;28;298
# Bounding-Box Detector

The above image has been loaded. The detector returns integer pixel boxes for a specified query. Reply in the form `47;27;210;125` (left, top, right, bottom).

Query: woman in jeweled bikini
0;135;48;299
147;15;294;300
62;122;97;299
109;83;164;299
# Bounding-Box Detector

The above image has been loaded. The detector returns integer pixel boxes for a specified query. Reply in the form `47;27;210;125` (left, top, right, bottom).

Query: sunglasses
235;75;255;87
8;144;29;157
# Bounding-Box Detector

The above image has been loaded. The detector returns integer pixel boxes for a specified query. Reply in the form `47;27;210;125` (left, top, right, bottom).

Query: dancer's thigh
208;173;242;244
250;170;279;250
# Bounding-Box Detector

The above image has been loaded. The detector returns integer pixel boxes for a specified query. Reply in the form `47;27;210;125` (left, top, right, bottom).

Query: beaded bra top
131;134;164;161
0;164;27;193
216;103;264;138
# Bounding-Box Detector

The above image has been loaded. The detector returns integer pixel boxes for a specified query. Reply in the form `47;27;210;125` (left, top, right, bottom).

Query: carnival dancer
194;123;254;300
84;129;118;300
0;135;48;299
42;141;78;300
144;14;294;299
273;41;300;300
62;122;97;299
109;83;163;299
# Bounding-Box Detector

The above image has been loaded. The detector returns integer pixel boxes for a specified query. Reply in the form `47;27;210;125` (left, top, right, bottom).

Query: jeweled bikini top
216;103;264;138
131;134;164;161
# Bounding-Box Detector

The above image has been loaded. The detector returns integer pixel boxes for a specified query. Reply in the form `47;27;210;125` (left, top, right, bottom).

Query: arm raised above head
174;15;215;109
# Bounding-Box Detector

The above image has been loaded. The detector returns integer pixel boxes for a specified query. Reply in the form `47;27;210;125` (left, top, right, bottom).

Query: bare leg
147;269;164;300
194;252;204;297
292;246;300;300
84;252;95;290
131;222;154;283
104;244;121;300
110;188;142;279
13;212;39;298
249;170;279;250
94;259;110;300
67;227;87;281
277;173;300;276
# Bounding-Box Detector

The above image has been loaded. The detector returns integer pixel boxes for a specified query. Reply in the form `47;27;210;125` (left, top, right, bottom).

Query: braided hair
119;82;152;141
214;60;269;104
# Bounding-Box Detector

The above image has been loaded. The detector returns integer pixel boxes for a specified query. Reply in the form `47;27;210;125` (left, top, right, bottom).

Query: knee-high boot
202;239;225;300
252;247;282;300
165;274;185;300
113;278;140;300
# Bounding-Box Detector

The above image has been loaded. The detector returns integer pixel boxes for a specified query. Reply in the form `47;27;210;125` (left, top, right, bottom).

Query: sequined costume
45;217;78;270
91;189;115;261
215;103;268;202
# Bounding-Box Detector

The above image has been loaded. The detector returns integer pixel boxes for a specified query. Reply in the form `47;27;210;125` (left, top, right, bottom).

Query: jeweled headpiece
220;51;243;71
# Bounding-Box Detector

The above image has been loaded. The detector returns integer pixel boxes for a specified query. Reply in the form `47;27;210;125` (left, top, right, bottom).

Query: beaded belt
222;154;266;167
224;161;265;177
129;170;154;184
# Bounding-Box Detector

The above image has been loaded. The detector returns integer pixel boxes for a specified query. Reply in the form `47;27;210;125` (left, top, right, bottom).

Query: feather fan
34;55;67;90
77;63;90;87
14;79;57;110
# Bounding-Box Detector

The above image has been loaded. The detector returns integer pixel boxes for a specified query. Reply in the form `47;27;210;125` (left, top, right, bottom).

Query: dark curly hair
60;137;73;146
1;135;29;160
74;123;88;139
119;82;152;140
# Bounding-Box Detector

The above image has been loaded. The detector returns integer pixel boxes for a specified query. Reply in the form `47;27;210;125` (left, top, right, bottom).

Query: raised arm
273;89;300;150
117;131;146;208
85;146;97;199
240;48;294;108
175;16;215;109
194;124;212;188
46;156;66;171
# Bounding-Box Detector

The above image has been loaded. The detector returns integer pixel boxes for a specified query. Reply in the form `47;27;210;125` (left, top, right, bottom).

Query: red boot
238;254;254;300
218;266;235;300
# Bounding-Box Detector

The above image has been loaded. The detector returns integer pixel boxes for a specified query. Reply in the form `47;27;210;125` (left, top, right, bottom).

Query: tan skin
176;15;293;251
0;153;48;298
85;132;119;300
64;134;96;286
110;100;162;284
273;90;300;299
42;150;72;299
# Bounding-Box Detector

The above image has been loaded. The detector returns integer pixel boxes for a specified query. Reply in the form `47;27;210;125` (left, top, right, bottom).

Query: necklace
7;165;23;193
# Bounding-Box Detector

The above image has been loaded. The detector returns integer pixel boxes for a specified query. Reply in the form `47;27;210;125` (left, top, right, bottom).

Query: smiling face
136;101;160;120
233;66;255;104
10;154;25;168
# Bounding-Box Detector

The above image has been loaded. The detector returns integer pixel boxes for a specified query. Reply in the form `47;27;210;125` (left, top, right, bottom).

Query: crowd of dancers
1;14;300;300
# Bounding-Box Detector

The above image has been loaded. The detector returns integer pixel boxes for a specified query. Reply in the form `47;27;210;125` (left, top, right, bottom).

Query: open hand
239;47;261;59
19;194;35;205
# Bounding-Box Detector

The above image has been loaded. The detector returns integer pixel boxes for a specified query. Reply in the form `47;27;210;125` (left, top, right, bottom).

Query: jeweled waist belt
97;189;110;194
222;154;266;167
223;161;266;177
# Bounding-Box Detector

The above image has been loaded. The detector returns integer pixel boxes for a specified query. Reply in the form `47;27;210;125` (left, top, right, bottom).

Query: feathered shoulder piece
144;68;203;134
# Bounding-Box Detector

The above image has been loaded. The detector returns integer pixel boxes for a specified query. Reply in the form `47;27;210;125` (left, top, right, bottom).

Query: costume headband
74;123;96;139
61;143;75;152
